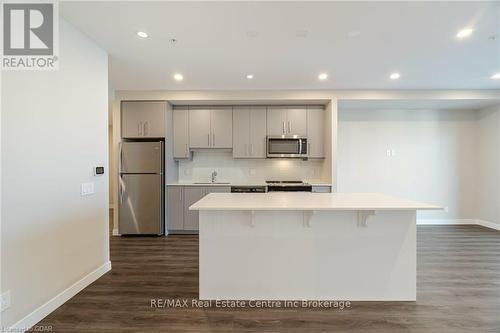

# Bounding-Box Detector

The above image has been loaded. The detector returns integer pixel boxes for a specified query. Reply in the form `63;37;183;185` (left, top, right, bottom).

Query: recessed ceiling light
173;73;183;81
390;72;401;80
318;73;328;80
246;74;254;79
491;73;500;80
456;28;473;39
137;31;149;38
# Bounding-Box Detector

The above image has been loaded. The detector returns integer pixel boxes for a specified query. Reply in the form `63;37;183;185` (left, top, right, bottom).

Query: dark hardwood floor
37;225;500;332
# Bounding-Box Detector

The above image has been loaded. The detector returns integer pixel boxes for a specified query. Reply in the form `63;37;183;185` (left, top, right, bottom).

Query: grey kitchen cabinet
121;101;166;138
189;107;232;149
173;107;190;158
233;107;267;158
166;185;230;233
307;106;325;158
183;187;206;231
211;108;233;148
188;108;211;148
166;186;184;231
267;107;307;136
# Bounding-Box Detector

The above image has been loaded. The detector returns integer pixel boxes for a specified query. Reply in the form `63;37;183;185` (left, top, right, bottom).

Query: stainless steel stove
265;180;312;192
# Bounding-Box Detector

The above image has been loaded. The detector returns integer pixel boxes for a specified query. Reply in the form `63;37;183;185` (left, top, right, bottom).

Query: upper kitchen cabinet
121;101;166;138
173;107;190;158
267;107;307;136
307;106;325;158
210;107;233;148
189;107;232;149
233;107;267;158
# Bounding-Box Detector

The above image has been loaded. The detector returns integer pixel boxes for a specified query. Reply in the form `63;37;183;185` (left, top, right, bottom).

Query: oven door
267;137;308;158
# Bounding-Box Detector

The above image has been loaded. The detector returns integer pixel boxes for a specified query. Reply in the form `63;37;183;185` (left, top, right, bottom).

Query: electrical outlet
1;290;11;312
80;182;95;196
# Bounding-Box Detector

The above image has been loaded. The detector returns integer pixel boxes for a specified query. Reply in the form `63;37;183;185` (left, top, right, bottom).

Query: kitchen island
190;192;441;301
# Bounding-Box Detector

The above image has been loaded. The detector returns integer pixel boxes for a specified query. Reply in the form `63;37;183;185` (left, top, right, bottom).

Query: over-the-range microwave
267;136;308;159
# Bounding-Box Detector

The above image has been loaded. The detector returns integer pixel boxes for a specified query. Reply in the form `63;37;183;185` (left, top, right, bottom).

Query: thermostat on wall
94;166;105;176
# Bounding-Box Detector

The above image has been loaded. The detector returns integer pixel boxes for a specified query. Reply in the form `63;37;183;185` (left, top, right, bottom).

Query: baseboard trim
112;228;120;236
418;219;500;231
417;219;476;225
11;261;112;332
476;219;500;231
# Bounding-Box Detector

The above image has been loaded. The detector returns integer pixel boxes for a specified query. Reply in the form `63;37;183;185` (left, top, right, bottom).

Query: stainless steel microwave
267;136;308;158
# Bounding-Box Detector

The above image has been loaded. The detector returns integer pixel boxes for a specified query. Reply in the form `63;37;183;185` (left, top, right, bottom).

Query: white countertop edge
189;193;442;211
166;182;332;187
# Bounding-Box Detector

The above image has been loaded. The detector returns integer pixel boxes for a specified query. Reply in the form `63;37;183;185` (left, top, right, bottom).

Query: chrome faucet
211;170;218;183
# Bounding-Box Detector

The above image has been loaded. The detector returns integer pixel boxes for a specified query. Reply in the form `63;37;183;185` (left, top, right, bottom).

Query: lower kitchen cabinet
166;185;230;233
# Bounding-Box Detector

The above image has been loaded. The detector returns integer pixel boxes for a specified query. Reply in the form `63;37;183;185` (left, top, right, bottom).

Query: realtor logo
1;1;59;70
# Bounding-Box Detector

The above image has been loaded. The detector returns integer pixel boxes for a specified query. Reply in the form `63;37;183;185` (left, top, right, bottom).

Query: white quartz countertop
167;181;332;187
189;192;441;211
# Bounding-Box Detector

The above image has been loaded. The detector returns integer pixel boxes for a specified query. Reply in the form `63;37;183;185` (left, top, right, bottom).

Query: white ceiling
61;1;500;90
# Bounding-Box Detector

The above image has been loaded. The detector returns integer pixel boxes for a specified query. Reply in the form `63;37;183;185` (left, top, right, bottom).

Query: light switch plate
1;290;11;312
81;182;95;196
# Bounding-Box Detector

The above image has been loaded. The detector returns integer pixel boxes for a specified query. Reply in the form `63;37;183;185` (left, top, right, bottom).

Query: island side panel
199;210;416;301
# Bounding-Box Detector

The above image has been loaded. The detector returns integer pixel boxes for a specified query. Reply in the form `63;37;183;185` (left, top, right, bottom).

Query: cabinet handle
138;122;143;136
185;144;188;157
179;189;182;201
207;134;210;146
143;121;148;136
213;133;215;147
250;144;253;156
282;121;285;134
288;121;291;133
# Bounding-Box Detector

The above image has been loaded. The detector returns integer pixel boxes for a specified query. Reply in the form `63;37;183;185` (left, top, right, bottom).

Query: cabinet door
211;108;233;148
286;108;307;136
232;108;250;158
267;107;287;136
183;187;206;231
249;107;267;158
307;106;325;158
205;186;231;194
141;101;166;138
173;108;189;158
121;102;144;138
166;186;184;231
189;108;211;148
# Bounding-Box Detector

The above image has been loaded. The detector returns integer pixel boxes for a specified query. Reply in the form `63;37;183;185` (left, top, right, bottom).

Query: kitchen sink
193;182;230;185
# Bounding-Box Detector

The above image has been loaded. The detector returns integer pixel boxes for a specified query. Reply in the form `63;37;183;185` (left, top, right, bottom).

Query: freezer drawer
119;174;162;235
120;141;163;174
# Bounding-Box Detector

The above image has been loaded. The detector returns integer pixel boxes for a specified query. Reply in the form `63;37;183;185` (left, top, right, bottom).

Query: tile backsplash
178;150;325;183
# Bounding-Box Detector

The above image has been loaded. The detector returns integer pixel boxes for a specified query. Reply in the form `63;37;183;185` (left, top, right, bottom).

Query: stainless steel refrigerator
119;141;164;235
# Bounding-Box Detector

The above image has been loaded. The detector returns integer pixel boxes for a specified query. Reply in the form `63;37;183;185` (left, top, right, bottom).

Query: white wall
337;109;478;221
1;18;109;328
477;105;500;225
178;150;325;183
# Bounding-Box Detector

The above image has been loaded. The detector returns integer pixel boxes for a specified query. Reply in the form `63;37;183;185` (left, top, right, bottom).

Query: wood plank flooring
36;225;500;332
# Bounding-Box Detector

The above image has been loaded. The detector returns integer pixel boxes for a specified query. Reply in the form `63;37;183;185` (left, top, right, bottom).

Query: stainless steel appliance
231;185;267;193
267;136;308;158
119;141;164;235
266;180;312;192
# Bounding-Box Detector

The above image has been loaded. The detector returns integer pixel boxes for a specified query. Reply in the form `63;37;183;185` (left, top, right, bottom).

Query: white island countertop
190;192;441;211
